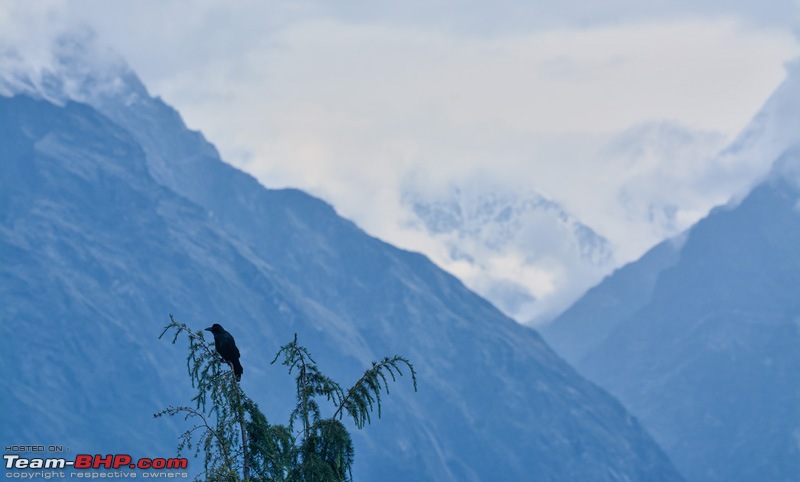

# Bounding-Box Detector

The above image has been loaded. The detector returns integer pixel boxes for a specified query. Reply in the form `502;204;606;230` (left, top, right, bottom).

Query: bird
205;323;243;381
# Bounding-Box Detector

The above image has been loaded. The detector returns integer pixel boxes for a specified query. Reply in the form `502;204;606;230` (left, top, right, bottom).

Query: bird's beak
204;327;212;332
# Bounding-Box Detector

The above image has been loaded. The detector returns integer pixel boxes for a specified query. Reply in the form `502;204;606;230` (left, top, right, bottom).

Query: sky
2;0;799;323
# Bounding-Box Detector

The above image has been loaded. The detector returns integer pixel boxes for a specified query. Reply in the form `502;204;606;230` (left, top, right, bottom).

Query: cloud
0;1;66;71
139;15;795;321
4;2;799;322
142;17;796;240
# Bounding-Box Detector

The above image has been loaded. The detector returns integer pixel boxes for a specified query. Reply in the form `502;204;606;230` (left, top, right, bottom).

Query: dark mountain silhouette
1;54;683;480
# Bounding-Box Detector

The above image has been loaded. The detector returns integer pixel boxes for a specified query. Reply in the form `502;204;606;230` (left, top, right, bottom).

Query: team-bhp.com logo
4;447;189;479
6;454;187;470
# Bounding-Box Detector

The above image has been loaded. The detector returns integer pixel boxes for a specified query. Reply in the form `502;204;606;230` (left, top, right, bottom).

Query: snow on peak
401;178;615;324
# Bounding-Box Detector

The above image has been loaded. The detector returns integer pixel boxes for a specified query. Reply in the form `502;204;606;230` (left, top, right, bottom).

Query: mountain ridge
1;60;684;482
543;147;800;482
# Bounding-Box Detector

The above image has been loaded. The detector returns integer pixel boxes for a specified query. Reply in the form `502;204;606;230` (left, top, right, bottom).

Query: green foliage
271;335;344;439
156;315;253;480
157;316;417;482
243;398;293;482
333;356;417;430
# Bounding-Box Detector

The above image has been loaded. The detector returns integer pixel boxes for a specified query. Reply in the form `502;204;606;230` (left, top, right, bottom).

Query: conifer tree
156;316;417;481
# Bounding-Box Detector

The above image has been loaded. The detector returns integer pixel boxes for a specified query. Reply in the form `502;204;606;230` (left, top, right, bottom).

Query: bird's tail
233;359;244;381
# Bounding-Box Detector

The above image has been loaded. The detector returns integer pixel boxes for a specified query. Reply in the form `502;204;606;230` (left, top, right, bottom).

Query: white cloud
141;17;797;249
0;0;65;71
3;1;799;322
143;16;798;321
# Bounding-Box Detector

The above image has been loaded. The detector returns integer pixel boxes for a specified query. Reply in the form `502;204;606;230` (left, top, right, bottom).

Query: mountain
715;59;800;185
542;238;682;363
0;39;684;480
399;119;729;327
402;181;615;323
542;81;800;480
597;120;729;244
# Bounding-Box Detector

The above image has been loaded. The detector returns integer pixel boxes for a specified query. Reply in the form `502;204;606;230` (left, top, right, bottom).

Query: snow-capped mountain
0;34;685;481
398;118;729;325
402;180;615;323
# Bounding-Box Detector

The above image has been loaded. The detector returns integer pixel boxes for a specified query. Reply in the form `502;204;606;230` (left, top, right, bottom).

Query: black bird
205;323;243;381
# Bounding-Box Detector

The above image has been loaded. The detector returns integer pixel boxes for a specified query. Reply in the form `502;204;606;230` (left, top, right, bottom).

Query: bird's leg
226;361;238;382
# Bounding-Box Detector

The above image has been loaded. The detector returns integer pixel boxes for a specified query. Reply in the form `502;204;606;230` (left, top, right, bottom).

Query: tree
156;316;417;481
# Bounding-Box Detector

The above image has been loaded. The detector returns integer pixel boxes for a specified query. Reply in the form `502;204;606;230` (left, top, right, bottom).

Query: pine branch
272;334;344;437
332;356;417;429
155;405;236;471
159;321;417;482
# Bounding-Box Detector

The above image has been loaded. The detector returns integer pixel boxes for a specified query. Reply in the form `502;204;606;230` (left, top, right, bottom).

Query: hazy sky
3;0;799;321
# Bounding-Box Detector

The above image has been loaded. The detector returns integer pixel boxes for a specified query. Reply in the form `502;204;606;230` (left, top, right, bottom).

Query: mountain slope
544;152;800;481
542;238;681;363
1;68;683;482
